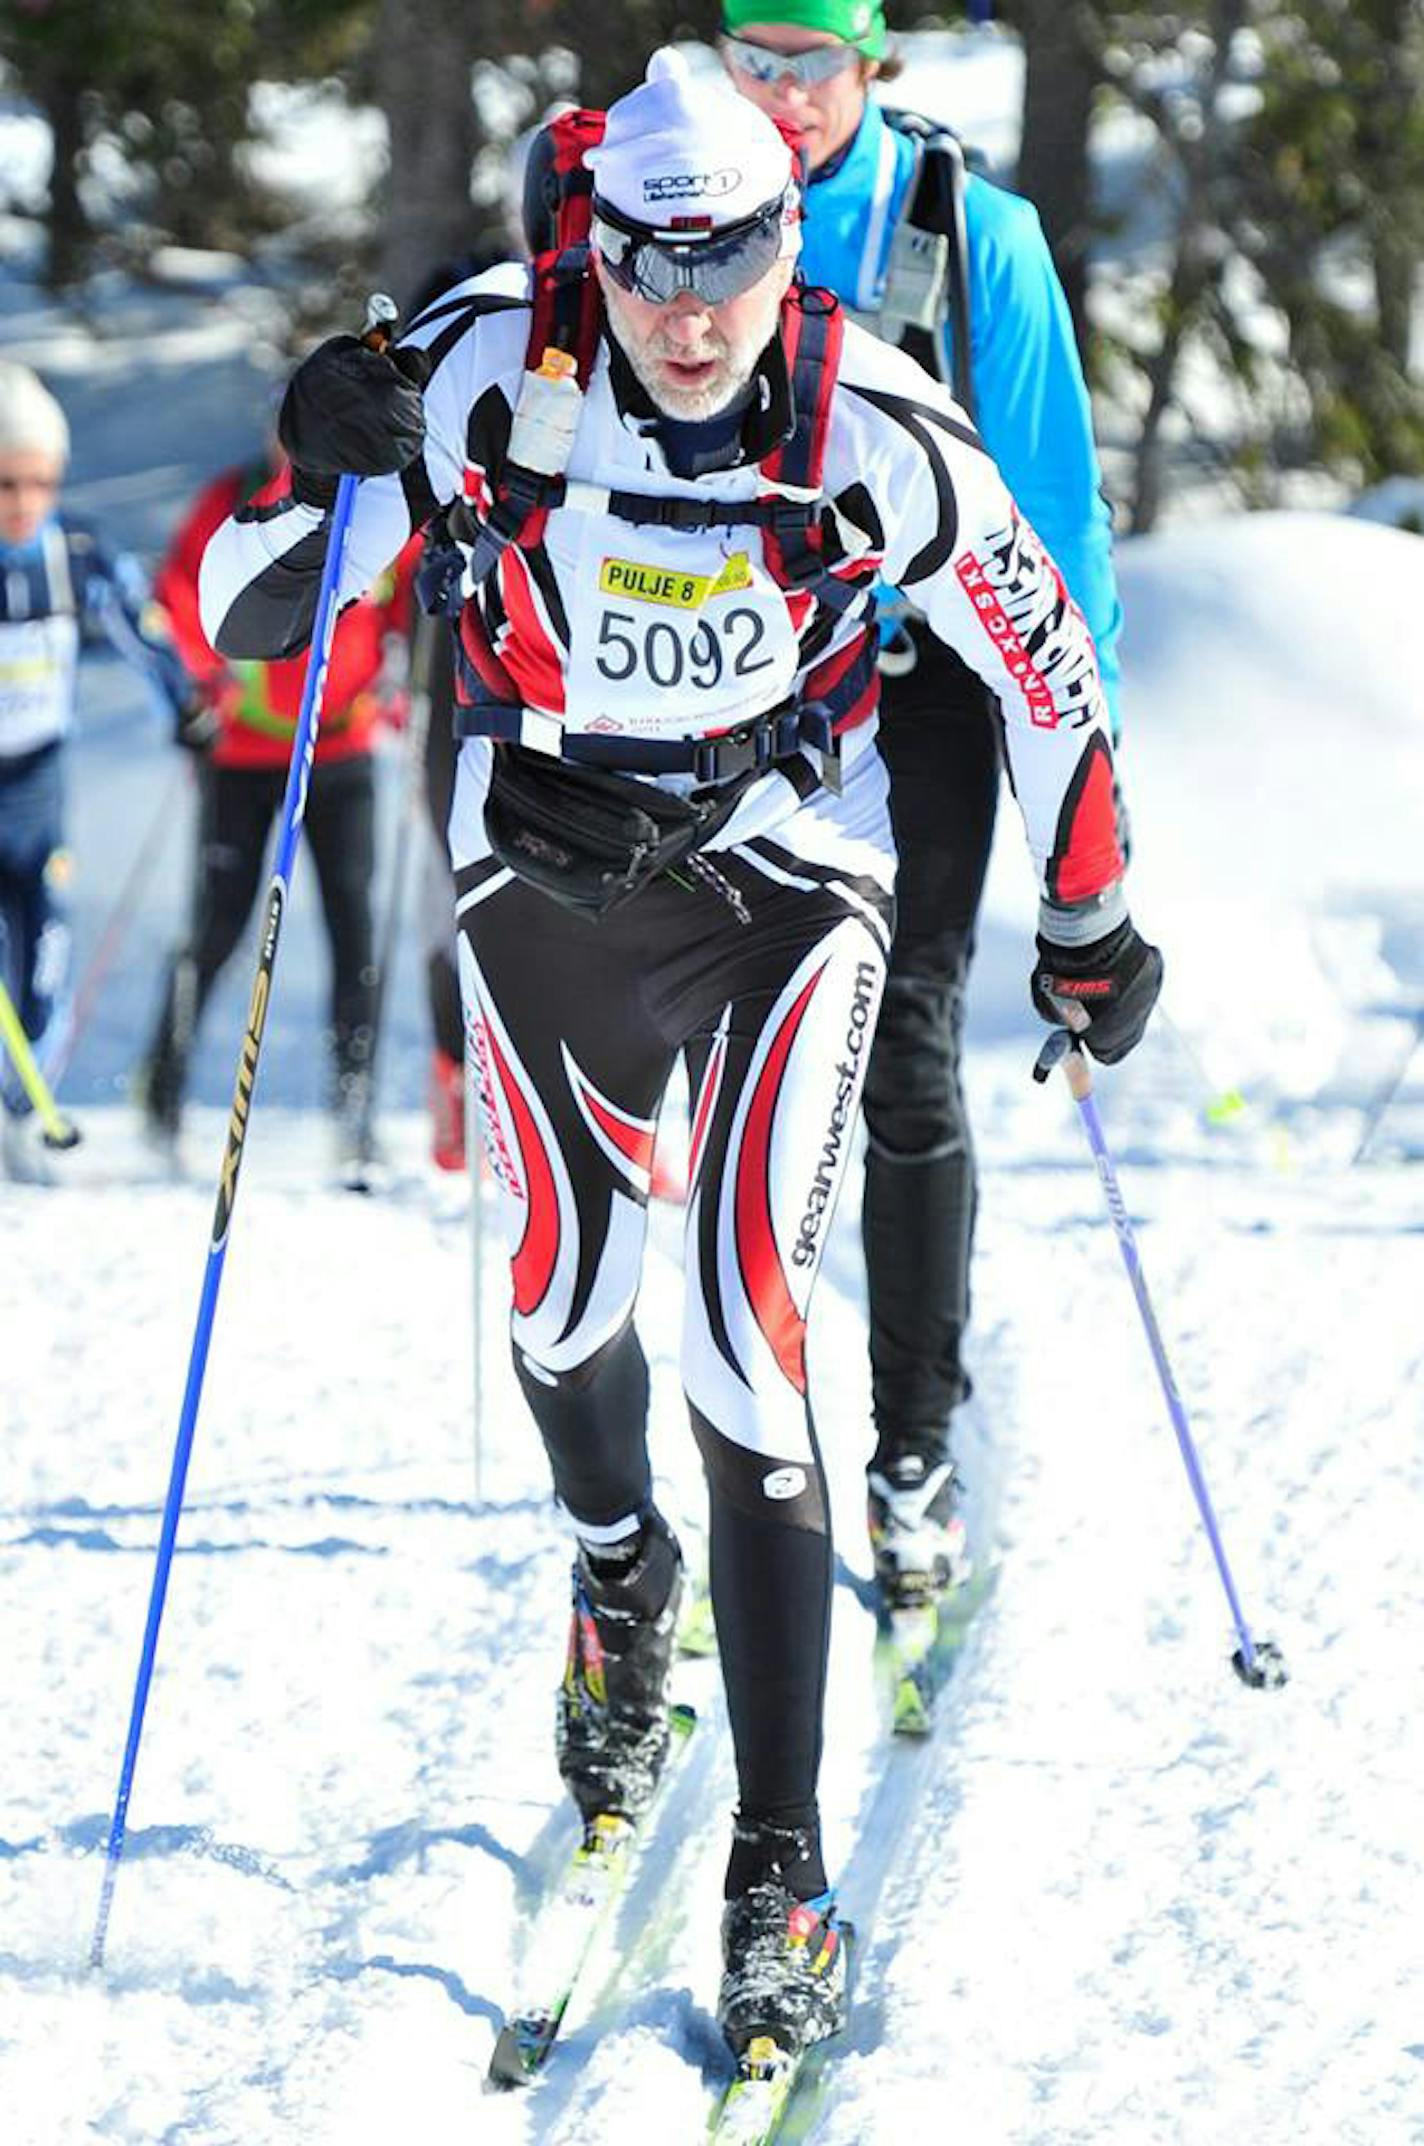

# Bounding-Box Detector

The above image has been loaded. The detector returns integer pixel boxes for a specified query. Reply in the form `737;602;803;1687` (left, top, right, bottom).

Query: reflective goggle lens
593;198;788;306
723;37;859;88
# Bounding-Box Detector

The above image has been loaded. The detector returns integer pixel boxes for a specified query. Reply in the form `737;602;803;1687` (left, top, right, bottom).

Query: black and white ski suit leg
455;805;892;1840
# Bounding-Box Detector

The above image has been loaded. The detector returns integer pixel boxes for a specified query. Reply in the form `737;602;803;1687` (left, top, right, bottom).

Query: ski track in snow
5;60;1424;2146
5;1112;1422;2146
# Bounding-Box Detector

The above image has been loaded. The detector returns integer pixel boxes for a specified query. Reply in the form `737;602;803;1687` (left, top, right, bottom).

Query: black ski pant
458;841;890;1832
862;627;1001;1463
422;625;463;1062
147;753;377;1101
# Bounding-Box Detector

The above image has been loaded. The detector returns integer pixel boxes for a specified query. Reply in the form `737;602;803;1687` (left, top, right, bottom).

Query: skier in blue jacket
0;360;197;1178
722;0;1125;1604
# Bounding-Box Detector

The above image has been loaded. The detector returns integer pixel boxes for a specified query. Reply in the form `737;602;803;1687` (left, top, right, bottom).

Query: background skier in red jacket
138;450;419;1172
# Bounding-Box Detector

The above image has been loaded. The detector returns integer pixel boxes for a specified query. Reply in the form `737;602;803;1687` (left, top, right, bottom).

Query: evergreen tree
1243;0;1424;485
1;0;370;285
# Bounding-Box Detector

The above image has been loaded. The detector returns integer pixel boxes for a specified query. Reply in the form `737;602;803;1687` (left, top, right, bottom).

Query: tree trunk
42;71;89;289
373;0;486;310
1358;0;1420;372
1372;221;1416;372
1129;284;1192;535
1013;0;1100;360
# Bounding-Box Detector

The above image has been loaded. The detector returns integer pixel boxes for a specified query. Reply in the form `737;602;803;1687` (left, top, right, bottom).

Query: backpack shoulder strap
527;245;602;385
458;249;601;593
525;105;609;383
457;110;611;593
873;107;975;419
522;106;606;254
759;284;866;621
764;282;843;495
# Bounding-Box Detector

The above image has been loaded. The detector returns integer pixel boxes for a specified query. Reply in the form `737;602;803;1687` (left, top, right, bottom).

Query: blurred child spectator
0;360;195;1180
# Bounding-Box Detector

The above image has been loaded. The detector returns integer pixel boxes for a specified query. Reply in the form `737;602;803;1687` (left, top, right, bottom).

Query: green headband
721;0;888;62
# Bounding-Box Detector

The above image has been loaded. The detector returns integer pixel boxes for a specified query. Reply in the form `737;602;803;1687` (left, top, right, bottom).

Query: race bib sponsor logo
598;553;752;610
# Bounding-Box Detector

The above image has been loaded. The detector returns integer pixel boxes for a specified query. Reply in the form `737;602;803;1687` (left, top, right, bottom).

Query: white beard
602;273;785;423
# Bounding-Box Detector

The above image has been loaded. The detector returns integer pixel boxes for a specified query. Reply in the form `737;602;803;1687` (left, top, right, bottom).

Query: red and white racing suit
199;263;1124;1834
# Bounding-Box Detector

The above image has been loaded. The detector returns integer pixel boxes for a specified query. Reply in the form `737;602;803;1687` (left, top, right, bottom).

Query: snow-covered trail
4;1078;1421;2145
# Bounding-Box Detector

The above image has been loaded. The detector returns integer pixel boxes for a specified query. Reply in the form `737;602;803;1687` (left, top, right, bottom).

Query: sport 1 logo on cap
643;168;742;204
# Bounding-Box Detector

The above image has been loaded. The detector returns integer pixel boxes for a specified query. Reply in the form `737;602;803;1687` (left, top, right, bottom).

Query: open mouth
660;355;721;387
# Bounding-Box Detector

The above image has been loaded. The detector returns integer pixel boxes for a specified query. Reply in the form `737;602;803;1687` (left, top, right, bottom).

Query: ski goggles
592;189;796;306
721;36;862;88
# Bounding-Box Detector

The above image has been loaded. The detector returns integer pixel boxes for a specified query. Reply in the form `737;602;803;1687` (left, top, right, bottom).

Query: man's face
596;255;792;423
0;448;62;546
722;25;871;172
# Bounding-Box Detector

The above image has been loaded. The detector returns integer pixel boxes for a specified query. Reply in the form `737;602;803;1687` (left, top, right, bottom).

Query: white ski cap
587;47;797;240
0;361;70;466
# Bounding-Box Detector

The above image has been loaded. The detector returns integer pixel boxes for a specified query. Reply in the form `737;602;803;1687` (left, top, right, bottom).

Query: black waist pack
484;744;748;921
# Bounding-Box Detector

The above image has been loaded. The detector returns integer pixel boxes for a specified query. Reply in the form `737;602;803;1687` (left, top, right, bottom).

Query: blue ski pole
90;297;398;1972
1033;1024;1287;1692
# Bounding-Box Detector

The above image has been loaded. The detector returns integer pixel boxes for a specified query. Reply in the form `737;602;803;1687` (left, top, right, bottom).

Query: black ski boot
717;1813;850;2060
556;1508;682;1827
867;1446;970;1610
139;954;198;1148
330;1028;385;1187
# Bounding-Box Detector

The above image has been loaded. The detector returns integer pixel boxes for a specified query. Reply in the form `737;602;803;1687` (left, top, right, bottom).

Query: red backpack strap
527;244;602;388
523;107;607;254
462;113;610;594
530;107;609;384
765;282;842;492
761;285;861;617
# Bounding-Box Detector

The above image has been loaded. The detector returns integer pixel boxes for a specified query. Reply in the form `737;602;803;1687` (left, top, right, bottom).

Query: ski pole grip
360;292;399;352
1046;992;1094;1097
1063;1042;1093;1102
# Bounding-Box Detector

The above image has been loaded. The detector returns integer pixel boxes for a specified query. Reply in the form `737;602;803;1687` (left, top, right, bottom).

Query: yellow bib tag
598;552;752;610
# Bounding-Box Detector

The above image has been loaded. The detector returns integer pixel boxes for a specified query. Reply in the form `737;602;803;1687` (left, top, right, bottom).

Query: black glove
1031;917;1163;1065
278;336;430;507
176;693;220;755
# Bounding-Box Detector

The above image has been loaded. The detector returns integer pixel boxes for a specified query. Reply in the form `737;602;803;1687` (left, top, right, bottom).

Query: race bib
0;615;79;756
560;515;801;741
